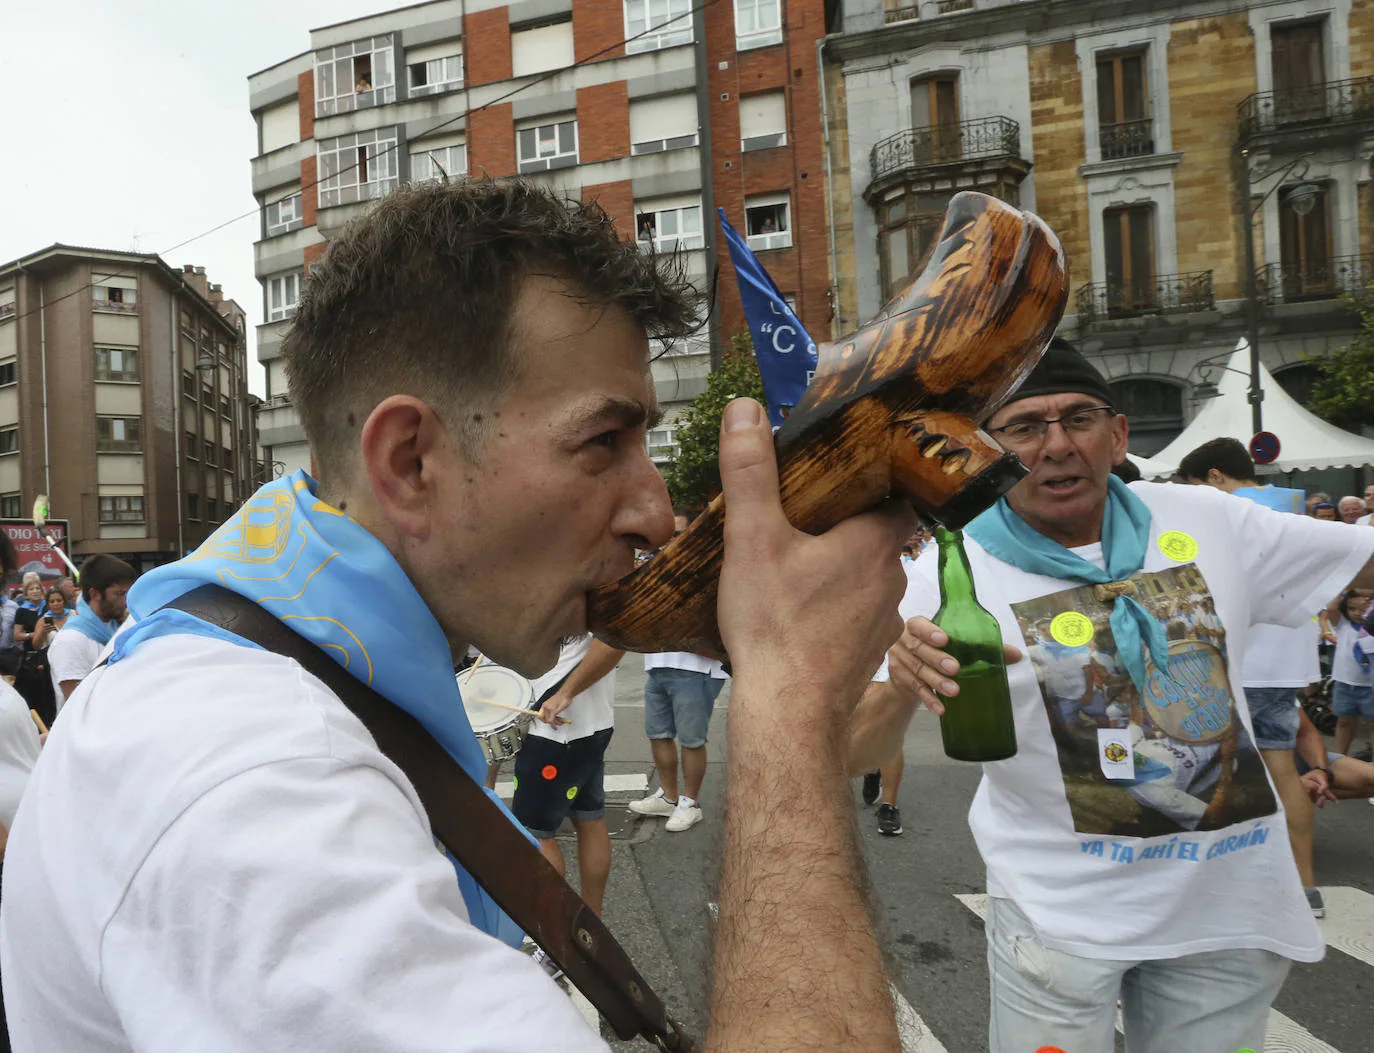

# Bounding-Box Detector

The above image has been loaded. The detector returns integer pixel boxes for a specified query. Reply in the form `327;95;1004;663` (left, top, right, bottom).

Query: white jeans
985;896;1292;1053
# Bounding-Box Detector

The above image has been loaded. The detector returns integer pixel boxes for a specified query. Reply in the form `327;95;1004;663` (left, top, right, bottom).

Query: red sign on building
0;520;72;582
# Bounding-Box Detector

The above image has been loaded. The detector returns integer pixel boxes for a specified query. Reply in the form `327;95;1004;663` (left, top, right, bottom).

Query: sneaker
877;802;903;837
862;771;882;806
629;788;678;817
1306;887;1326;918
524;943;570;992
665;796;704;832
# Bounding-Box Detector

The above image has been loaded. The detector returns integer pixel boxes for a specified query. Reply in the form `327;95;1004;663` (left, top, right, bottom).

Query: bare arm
537;640;625;726
707;398;910;1053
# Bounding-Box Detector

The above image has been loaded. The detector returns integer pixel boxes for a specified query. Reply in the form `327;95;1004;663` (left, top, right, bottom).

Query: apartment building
825;0;1374;474
0;248;259;573
248;0;836;472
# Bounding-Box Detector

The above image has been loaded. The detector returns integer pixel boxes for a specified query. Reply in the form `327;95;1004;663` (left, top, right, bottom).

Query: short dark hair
1177;437;1256;483
0;531;15;577
284;178;701;482
79;554;135;603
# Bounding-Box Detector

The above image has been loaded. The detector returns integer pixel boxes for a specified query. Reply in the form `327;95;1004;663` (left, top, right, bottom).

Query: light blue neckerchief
110;471;525;947
966;475;1171;694
67;599;118;646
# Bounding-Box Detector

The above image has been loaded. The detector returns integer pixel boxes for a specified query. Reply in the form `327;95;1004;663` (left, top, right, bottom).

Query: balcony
1099;118;1154;160
883;3;919;23
936;0;974;10
1254;254;1374;306
1075;271;1215;325
1237;75;1374;144
869;116;1022;184
92;296;138;315
0;303;13;322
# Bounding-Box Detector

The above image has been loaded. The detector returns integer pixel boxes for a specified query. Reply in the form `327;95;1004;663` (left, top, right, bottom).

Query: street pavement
507;656;1374;1052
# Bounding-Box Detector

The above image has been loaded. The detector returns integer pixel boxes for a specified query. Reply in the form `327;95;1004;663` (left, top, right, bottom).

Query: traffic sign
1250;431;1281;465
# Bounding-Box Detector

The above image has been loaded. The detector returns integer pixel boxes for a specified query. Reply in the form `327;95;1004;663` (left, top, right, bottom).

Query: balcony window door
1096;52;1152;159
877;192;951;300
1279;183;1332;300
1271;21;1326;124
1103;205;1156;315
910;76;960;165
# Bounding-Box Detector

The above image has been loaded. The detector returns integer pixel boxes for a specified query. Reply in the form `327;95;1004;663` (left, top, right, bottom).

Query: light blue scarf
67;598;118;646
966;475;1170;693
110;471;525;947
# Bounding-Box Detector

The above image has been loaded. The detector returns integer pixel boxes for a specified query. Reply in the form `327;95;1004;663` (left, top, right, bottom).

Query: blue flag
717;208;819;428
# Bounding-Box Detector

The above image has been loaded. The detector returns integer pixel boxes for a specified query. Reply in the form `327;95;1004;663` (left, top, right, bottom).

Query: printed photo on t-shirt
1012;564;1276;838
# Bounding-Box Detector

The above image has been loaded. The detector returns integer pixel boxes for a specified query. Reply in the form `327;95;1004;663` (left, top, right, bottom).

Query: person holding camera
10;590;57;727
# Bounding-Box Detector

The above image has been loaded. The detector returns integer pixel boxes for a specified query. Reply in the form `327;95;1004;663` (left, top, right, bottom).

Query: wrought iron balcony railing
1253;254;1374;305
883;3;919;22
1237;75;1374;141
1099;118;1155;160
1075;271;1215;324
870;116;1021;183
937;0;974;12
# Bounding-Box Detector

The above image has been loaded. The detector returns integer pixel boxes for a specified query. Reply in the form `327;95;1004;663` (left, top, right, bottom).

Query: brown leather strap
165;584;689;1051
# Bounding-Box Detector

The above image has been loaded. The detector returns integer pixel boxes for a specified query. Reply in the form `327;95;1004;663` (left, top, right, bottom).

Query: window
207;498;220;524
735;0;782;50
1110;379;1183;457
1272;21;1326;123
647;423;679;463
96;416;142;453
265;193;303;236
1103;205;1156;314
744;195;792;251
511;19;575;77
187;493;200;520
266;272;302;322
0;427;17;455
204;440;217;466
99;495;144;524
910;75;961;163
876;191;952;299
629;94;699;154
95;346;139;382
625;0;693;53
410;143;467;184
222;447;234;472
636;202;705;252
1096;52;1152;159
883;0;919;23
315;37;396;117
185;431;198;459
92;284;138;313
1279;182;1332;299
517;120;578;173
220;395;232;419
408;54;463;97
740;92;787;151
0;290;13;323
0;362;14;387
0;494;19;519
317;128;400;208
182;371;196;397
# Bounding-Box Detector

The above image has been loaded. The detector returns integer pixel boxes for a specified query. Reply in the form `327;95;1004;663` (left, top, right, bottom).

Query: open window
744;194;791;251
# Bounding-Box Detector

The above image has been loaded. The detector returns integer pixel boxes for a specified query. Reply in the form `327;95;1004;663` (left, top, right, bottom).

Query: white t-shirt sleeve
872;556;942;683
48;630;101;695
101;755;608;1053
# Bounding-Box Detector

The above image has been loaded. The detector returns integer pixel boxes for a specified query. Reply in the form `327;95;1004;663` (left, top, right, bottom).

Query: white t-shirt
0;635;607;1053
46;627;104;707
643;651;728;678
882;482;1374;963
1332;617;1372;687
1243;619;1321;688
526;635;615;744
0;680;40;829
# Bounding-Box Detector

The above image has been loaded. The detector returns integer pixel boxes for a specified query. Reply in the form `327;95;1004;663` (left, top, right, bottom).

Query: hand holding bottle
886;617;1023;715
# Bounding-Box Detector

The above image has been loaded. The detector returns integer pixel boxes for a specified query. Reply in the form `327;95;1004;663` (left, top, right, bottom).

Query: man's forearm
707;678;899;1053
845;680;918;775
555;640;624;699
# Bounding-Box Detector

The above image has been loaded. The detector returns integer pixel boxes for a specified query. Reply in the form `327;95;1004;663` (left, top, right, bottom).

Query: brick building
248;0;838;473
825;0;1374;489
0;248;259;573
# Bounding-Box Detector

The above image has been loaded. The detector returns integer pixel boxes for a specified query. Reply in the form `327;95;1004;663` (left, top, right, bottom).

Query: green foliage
662;333;766;511
1308;286;1374;432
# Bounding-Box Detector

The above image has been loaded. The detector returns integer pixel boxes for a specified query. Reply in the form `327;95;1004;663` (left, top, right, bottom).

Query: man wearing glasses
849;339;1374;1053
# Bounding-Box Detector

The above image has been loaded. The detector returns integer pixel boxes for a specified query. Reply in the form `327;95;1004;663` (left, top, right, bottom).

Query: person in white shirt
46;554;133;709
1;180;912;1053
847;340;1374;1053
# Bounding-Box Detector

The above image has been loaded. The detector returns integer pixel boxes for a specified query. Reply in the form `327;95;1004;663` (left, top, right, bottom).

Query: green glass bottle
932;526;1017;762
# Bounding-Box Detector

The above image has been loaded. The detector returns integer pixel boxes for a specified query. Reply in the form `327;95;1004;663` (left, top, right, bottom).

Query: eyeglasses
988;406;1116;447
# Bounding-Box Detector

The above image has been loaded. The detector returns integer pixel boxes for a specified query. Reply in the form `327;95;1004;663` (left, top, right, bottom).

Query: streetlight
1239;149;1319;434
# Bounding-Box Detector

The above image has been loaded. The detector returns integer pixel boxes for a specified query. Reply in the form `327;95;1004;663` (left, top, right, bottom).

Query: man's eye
589;431;619;448
1065;413;1096;428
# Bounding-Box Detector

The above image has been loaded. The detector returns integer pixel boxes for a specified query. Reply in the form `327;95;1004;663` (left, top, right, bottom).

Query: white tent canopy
1126;453;1176;481
1148;338;1374;476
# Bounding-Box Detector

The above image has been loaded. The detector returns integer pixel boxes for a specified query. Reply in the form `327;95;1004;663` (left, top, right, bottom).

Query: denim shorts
644;668;725;748
1243;687;1300;750
1331;681;1374;721
511;727;613;838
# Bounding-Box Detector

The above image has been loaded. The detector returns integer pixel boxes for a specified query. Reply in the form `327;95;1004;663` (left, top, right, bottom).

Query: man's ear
360;395;446;540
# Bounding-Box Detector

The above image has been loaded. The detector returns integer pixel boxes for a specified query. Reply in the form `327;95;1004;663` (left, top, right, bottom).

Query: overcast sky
4;1;392;396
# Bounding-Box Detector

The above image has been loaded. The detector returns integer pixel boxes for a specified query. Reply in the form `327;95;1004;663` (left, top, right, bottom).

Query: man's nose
619;451;676;552
1039;419;1077;458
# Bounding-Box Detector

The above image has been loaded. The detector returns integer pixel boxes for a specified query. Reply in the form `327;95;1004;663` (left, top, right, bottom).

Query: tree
1308;286;1374;432
662;333;765;511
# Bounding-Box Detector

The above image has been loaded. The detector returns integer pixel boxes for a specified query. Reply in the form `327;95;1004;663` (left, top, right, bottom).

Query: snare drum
460;664;536;764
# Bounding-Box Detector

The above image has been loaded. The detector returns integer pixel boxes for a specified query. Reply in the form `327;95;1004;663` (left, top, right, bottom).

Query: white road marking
1317;886;1374;970
954;894;1340;1052
890;983;948;1053
496;773;649;799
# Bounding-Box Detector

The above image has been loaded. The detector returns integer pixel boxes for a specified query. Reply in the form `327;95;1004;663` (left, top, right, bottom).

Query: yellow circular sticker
1050;611;1095;648
565;786;578;801
1158;530;1198;563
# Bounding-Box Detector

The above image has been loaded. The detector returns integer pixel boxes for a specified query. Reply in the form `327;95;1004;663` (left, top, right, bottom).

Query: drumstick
462;654;485;685
465;695;538;718
30;710;47;736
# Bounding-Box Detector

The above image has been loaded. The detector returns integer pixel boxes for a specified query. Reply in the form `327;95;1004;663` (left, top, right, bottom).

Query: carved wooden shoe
589;191;1068;660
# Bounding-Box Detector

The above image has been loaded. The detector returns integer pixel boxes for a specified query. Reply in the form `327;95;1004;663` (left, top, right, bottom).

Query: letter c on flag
772;325;796;354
